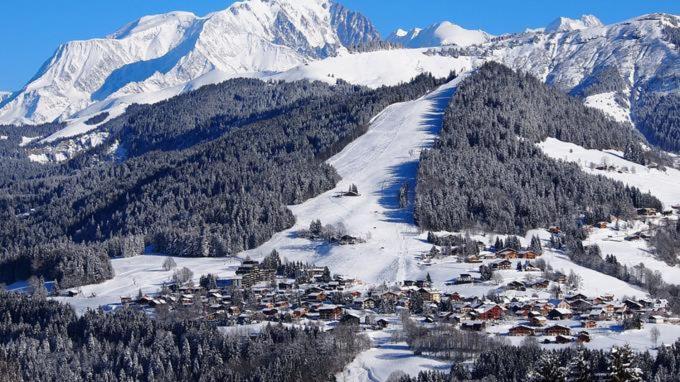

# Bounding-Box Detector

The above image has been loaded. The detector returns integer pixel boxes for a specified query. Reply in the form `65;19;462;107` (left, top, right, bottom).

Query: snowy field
339;320;451;382
538;137;680;208
50;255;241;314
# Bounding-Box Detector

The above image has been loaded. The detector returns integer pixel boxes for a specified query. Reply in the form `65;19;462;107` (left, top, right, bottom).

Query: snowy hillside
386;21;492;48
0;0;378;126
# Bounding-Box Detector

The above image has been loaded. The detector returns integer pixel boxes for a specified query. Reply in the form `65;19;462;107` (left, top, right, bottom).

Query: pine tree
528;351;566;382
494;236;504;251
567;348;593;382
608;345;643;382
530;235;543;253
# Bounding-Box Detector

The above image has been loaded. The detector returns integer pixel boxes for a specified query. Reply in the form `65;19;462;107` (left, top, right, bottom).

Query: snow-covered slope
545;15;603;33
0;0;379;126
387;21;492;48
538;137;680;208
0;91;10;104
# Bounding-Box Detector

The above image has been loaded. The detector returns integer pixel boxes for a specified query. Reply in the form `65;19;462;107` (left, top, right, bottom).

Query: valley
0;1;679;381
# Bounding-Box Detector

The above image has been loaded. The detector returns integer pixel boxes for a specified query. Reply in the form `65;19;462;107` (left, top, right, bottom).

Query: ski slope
241;78;462;284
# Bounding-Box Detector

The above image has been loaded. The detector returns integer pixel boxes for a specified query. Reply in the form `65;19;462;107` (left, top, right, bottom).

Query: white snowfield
538;137;680;208
55;255;241;315
338;325;451;382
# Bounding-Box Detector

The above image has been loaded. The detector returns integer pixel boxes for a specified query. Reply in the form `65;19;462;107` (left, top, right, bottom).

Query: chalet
583;320;597;329
497;248;518;259
317;305;343;320
547;308;573;320
353;297;376;310
493;260;513;270
566;293;588;302
465;255;482;263
530;280;550;289
548;226;561;234
588;309;608;321
460;321;486;331
506;281;526;291
569;299;593;313
307;292;327;302
419;288;442;303
530;316;548;327
120;296;133;305
458;274;474;284
544;325;571;336
278;281;295;290
475;304;504;320
623;299;644;312
518;250;540;259
450;292;462;302
509;325;535;336
555;335;574;344
379;291;400;303
595;222;609;229
340;313;361;326
649;315;665;324
376;319;389;329
577;331;591;343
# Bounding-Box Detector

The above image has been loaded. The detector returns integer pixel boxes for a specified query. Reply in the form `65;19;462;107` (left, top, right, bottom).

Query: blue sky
1;0;678;91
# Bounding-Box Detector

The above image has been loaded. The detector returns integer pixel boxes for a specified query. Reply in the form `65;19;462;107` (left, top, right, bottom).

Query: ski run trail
241;77;461;284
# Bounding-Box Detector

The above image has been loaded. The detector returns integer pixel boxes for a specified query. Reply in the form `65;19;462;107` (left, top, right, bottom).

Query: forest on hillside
415;62;661;235
0;74;451;288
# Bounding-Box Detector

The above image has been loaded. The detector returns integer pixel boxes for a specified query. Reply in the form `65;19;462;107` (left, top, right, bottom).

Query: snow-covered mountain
545;14;603;33
386;21;492;48
0;0;379;126
0;91;10;104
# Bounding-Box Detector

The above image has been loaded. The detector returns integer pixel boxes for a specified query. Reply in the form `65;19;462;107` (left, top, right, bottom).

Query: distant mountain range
0;0;678;156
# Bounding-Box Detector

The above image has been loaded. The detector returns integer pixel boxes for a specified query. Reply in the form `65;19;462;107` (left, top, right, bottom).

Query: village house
530;316;548;327
544;325;571;336
458;274;474;284
419;288;442;303
317;305;343;320
497;248;518;259
492;260;513;270
353;297;376;310
547;308;573;320
509;325;535;336
474;304;504;321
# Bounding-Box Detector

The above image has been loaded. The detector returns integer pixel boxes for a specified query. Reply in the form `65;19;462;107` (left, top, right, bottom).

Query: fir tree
608;345;643;382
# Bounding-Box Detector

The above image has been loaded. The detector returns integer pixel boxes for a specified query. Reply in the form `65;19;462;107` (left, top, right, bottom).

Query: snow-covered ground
339;320;451;382
240;78;463;284
583;92;632;125
538;137;680;208
50;255;241;314
584;222;680;285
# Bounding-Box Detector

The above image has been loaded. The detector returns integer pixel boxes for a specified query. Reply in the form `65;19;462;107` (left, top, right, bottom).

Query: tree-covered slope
415;63;660;234
0;74;450;287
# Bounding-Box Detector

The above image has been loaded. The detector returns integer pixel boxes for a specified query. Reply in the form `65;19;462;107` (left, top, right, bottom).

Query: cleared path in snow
242;78;461;284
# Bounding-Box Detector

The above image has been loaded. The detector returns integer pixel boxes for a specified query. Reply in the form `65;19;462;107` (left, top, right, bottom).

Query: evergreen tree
567;348;593;382
608;345;643;382
528;351;566;382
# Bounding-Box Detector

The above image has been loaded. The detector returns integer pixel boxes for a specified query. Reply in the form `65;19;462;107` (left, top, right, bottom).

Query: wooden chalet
509;325;535;336
544;325;571;336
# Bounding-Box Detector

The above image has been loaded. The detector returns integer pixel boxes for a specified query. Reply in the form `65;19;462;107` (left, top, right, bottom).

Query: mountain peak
387;21;491;48
0;0;379;126
545;14;603;33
